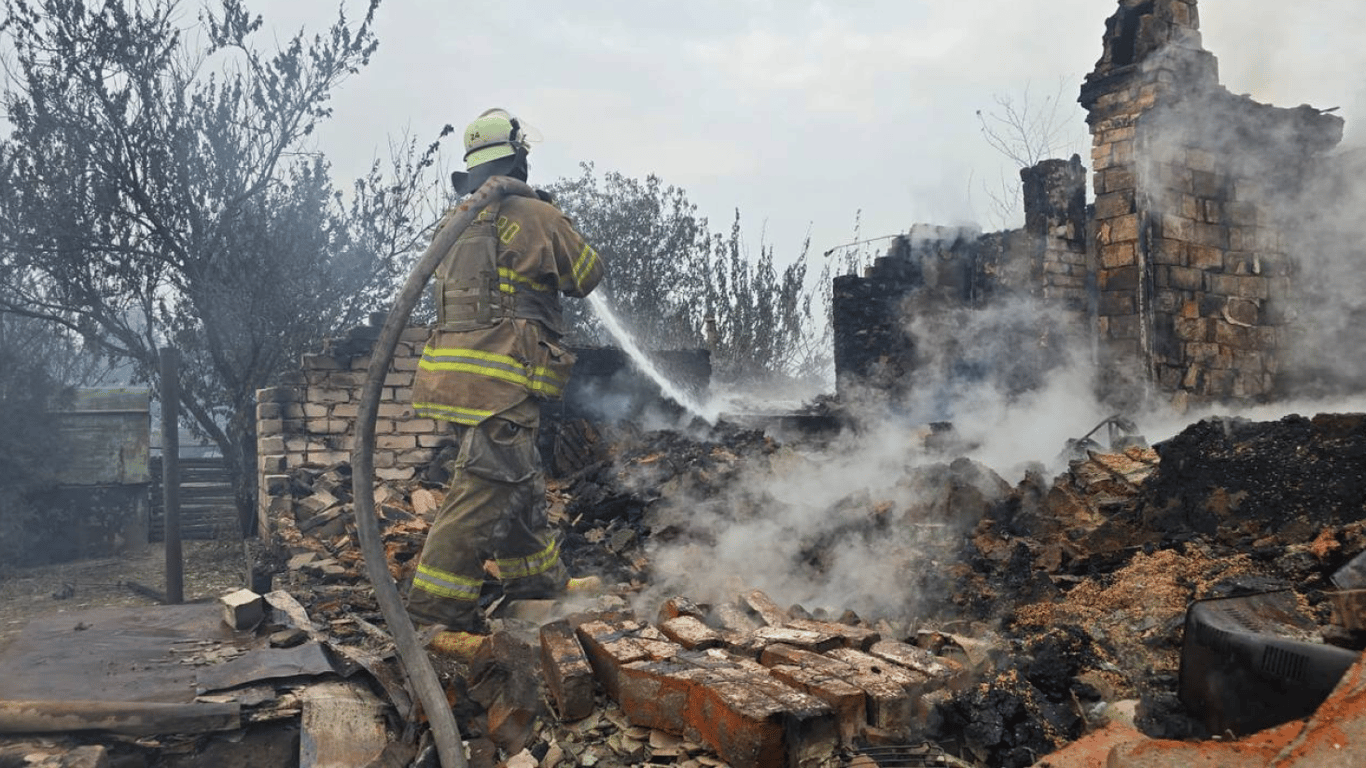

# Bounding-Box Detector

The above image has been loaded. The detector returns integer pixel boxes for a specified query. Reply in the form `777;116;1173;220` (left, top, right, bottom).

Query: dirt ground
0;539;248;651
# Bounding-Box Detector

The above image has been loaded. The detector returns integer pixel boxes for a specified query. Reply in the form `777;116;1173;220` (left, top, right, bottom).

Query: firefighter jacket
412;193;605;426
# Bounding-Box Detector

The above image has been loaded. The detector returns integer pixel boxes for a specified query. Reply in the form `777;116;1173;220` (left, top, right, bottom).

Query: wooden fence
149;456;241;541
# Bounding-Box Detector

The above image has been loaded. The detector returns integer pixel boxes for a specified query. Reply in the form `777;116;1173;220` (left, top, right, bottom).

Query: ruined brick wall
255;314;714;534
1021;156;1090;323
255;314;437;537
1080;0;1344;408
831;159;1087;403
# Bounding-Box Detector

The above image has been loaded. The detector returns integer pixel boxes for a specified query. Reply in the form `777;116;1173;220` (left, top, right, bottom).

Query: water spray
587;292;719;424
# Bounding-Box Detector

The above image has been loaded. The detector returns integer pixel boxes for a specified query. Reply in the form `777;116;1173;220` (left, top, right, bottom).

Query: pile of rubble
241;410;1366;767
6;410;1366;767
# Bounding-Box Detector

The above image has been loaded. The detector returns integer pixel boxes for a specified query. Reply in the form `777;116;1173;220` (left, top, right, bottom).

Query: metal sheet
0;603;237;704
195;642;339;694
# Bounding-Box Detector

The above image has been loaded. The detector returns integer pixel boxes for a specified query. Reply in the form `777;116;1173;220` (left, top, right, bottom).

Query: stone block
715;603;763;634
258;418;284;437
383;371;414;388
682;678;785;768
1107;314;1142;340
259;435;286;455
377;403;413;419
376;434;417;451
867;641;961;691
331;403;360;418
1093;191;1134;219
1168;266;1205;291
828;648;932;700
742;590;790;626
1099;291;1135;316
392;355;420;371
1192;222;1226;248
1101;265;1140;292
1103;167;1135;192
784;619;880;651
1099;214;1139;245
1203;199;1223;224
397;419;437;434
313;388;351;404
375;467;415;482
303;403;329;419
261;474;290;498
576;619;658;699
768;663;868;744
306;418;349;436
309;450;351;466
1225;200;1258;226
1159;214;1193;241
257;385;300;404
660;615;724;650
540;620;597;722
1192;169;1222;197
1189;244;1223;270
1100;243;1136;269
759;645;913;734
301;353;344;371
221;588;264;630
658;595;709;624
750;626;842;654
400;326;430;343
256;401;283;420
618;659;711;734
1174;317;1210;342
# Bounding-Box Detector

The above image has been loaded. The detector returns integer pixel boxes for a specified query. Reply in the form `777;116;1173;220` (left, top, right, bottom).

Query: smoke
1129;39;1366;399
625;30;1366;626
634;293;1113;624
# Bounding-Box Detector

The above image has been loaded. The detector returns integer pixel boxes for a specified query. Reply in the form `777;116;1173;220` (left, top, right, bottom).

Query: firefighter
406;108;605;660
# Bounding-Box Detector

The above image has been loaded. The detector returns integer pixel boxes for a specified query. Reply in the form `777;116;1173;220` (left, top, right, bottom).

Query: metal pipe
350;176;534;768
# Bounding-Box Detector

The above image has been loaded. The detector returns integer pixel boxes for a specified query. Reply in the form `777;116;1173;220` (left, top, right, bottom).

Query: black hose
351;176;535;768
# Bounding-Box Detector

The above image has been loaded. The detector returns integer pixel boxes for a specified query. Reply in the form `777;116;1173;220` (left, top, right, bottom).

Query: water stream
587;292;718;423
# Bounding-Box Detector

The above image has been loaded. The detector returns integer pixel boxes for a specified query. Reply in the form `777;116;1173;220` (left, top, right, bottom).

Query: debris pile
5;410;1366;768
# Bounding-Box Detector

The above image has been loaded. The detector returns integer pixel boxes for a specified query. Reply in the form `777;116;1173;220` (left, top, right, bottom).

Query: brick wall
255;314;441;537
1080;0;1343;409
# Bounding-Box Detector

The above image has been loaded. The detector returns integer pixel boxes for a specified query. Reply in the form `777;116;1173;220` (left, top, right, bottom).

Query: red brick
660;615;723;650
867;640;961;692
686;677;788;768
539;620;596;722
785;619;881;650
715;603;763;633
759;645;913;734
828;648;932;699
769;662;868;743
742;589;790;626
574;619;652;699
617;658;711;734
657;595;708;624
751;626;842;654
721;629;768;659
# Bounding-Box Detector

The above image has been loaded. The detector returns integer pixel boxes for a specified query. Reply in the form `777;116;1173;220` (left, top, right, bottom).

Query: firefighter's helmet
453;108;539;195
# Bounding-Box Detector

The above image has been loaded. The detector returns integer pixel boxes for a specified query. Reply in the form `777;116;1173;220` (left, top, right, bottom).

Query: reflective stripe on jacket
413;194;604;425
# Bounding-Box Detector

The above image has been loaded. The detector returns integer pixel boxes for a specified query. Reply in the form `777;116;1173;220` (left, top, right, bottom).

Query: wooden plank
299;681;389;768
0;699;239;736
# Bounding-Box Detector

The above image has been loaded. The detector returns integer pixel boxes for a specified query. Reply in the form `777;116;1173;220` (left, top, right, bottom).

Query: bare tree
974;78;1085;228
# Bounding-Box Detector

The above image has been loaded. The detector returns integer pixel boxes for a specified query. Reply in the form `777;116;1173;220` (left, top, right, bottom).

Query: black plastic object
1178;589;1359;736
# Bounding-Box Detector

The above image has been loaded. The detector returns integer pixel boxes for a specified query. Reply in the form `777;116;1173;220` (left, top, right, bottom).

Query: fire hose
350;176;535;768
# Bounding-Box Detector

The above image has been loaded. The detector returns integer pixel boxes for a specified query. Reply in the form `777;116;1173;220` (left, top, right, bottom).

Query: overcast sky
251;0;1366;264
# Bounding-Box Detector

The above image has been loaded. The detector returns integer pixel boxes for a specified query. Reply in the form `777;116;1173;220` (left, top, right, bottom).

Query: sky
245;0;1366;267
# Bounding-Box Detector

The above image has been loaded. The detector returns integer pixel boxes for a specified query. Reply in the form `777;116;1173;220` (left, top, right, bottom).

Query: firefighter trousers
405;398;566;631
